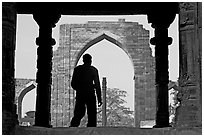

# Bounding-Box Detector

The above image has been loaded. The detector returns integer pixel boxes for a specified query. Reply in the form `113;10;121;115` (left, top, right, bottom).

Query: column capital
33;10;61;28
148;9;176;46
147;8;177;29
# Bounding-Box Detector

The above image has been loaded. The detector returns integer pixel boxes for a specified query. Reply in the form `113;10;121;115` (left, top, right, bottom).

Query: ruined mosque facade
14;20;156;127
51;19;155;127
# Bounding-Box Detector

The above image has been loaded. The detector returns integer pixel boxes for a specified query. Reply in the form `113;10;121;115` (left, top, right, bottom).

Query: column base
153;124;172;128
34;124;53;128
154;111;170;128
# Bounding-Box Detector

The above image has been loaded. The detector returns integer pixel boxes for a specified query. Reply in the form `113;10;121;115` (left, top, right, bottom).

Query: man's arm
71;67;78;90
94;69;102;106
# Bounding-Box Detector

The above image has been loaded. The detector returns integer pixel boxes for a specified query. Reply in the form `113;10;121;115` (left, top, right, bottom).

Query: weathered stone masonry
175;2;202;127
52;19;156;127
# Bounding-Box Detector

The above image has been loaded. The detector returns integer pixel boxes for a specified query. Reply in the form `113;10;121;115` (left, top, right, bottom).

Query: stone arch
74;32;133;68
17;81;36;121
53;20;156;127
74;33;136;126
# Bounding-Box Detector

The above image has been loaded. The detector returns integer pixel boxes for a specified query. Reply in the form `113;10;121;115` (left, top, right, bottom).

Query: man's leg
86;96;97;127
70;99;86;127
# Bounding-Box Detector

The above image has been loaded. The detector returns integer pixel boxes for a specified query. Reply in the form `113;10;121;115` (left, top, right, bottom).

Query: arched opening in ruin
51;17;157;127
21;87;36;126
76;39;135;127
74;32;131;66
17;81;36;126
14;14;38;126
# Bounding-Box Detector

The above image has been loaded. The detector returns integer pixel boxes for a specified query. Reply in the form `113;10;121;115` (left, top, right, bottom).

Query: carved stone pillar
33;11;61;127
148;8;177;127
2;2;18;134
150;27;172;127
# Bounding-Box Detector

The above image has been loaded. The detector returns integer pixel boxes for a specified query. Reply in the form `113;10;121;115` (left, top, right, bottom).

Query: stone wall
52;19;156;127
2;2;17;134
176;2;202;127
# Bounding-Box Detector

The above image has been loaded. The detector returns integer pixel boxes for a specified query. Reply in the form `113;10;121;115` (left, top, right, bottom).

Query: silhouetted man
70;54;102;127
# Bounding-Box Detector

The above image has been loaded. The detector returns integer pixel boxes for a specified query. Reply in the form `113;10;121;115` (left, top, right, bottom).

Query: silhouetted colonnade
2;2;201;134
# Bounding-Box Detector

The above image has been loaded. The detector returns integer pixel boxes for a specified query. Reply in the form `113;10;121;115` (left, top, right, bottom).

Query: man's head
83;54;92;66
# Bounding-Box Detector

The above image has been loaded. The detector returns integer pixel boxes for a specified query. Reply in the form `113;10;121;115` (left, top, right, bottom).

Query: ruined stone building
15;20;155;127
2;2;202;135
52;20;155;126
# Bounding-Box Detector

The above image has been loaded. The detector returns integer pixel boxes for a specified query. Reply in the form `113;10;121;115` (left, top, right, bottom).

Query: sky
16;14;178;117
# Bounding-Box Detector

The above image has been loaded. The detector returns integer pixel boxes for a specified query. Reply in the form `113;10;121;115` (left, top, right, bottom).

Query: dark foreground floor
12;126;201;135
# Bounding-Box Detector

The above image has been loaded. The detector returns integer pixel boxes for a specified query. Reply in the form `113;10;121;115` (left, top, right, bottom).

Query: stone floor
12;126;201;135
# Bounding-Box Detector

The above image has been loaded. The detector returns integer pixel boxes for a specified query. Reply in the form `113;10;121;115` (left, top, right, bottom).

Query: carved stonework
176;73;201;127
178;73;197;87
177;2;201;127
179;2;195;11
179;2;196;30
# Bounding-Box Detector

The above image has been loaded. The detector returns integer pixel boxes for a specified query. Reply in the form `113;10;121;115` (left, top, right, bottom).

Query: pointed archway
53;21;156;127
17;81;36;123
75;32;131;66
76;38;135;127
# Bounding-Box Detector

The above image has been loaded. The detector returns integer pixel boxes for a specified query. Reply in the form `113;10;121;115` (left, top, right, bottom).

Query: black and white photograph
2;1;202;135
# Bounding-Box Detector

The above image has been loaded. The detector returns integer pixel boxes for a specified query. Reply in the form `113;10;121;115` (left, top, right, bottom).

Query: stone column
102;77;107;126
33;11;61;127
150;27;172;127
148;8;176;127
2;2;18;134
